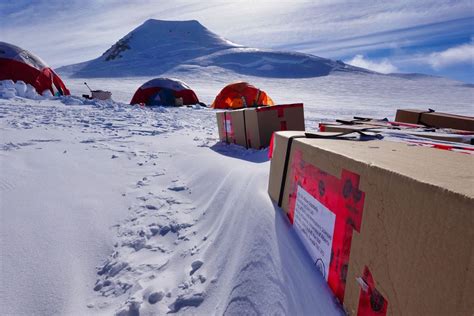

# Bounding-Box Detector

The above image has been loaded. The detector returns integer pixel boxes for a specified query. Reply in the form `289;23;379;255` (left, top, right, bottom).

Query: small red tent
130;78;199;106
0;42;70;96
211;82;274;109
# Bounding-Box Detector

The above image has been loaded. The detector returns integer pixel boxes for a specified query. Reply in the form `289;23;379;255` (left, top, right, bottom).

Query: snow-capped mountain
58;19;368;78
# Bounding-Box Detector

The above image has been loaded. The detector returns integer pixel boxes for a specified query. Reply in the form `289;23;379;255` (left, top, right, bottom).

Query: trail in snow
90;139;342;315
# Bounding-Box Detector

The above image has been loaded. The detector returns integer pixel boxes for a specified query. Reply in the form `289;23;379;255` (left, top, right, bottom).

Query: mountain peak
98;19;237;63
141;19;203;27
59;19;365;78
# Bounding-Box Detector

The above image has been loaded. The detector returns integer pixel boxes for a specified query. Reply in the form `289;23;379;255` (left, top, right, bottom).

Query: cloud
345;55;398;74
427;42;474;69
1;0;473;70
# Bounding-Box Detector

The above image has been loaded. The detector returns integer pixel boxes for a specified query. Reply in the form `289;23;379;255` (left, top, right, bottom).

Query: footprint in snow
190;260;203;275
116;299;141;316
144;204;158;210
148;291;165;304
168;292;205;313
136;177;150;187
167;185;188;192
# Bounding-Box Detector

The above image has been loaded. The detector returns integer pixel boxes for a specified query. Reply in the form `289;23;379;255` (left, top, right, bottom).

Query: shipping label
223;115;235;141
225;119;232;133
294;185;336;281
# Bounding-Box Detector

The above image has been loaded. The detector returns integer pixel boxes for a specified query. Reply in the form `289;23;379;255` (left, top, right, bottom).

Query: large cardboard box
395;109;474;131
216;104;305;149
268;131;474;315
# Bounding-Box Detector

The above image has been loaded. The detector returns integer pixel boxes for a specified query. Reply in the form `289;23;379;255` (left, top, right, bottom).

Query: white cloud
427;42;474;69
1;0;473;67
345;55;398;74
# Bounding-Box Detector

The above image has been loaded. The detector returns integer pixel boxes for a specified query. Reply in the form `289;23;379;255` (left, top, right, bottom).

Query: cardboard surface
319;123;474;144
395;109;474;131
268;131;474;315
247;103;305;148
216;109;247;147
216;104;305;149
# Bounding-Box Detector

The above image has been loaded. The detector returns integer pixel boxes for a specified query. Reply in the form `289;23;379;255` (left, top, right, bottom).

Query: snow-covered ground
1;72;473;315
68;71;473;120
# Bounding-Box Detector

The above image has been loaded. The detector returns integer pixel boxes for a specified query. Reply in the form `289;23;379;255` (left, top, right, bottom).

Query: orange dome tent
211;82;274;109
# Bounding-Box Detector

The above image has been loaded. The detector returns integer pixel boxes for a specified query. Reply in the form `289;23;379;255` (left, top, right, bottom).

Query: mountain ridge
58;19;371;78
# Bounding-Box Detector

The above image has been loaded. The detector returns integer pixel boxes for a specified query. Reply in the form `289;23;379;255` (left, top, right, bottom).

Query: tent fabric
130;78;199;106
0;41;70;96
211;82;274;109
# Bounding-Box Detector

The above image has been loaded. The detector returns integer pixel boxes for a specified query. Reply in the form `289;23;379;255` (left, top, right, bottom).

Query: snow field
0;96;342;315
1;70;472;315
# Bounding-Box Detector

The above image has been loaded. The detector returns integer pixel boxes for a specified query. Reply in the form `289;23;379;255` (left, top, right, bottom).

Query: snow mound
0;80;48;100
58;20;365;78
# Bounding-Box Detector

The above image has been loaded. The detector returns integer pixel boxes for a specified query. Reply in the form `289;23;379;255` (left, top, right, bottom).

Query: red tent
130;78;199;106
0;42;70;96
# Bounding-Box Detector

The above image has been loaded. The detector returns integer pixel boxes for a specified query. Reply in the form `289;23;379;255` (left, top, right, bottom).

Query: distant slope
58;19;369;78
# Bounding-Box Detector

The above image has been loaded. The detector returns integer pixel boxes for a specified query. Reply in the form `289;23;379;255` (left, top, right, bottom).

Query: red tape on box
268;132;275;159
277;107;284;118
287;149;365;303
356;266;388;315
255;103;303;112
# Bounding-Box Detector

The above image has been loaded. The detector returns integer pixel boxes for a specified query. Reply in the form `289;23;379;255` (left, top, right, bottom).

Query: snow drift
0;79;53;99
58;19;366;78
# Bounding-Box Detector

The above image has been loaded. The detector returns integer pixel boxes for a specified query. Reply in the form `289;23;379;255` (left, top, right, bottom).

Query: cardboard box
216;109;247;147
395;109;474;131
268;131;474;315
216;103;305;149
319;123;474;144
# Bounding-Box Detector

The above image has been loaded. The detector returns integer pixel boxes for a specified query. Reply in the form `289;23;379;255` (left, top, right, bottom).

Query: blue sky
1;0;473;82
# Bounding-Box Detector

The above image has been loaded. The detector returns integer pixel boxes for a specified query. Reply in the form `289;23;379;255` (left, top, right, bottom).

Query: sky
1;0;473;82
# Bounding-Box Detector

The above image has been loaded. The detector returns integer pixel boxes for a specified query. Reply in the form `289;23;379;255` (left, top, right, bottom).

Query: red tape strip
268;132;275;159
277;107;284;118
256;103;303;112
357;266;388;315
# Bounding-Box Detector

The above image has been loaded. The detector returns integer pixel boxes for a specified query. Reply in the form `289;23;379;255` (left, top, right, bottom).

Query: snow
0;80;59;100
1;71;472;315
1;19;473;316
0;94;343;315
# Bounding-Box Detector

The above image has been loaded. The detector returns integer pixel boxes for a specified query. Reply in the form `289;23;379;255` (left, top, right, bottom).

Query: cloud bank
345;55;398;74
427;42;474;69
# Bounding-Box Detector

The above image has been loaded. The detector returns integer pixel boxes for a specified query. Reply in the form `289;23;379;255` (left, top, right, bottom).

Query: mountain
58;19;369;78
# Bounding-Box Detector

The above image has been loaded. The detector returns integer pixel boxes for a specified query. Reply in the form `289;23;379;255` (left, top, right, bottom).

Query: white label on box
224;119;232;133
294;185;336;281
